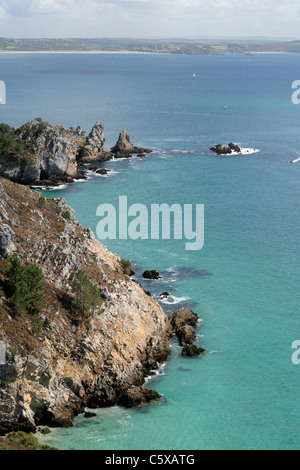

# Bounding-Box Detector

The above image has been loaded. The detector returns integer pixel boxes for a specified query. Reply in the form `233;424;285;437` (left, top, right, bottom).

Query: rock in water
142;270;161;280
118;386;162;408
111;130;152;158
210;142;241;156
168;307;206;357
79;122;111;163
112;130;133;153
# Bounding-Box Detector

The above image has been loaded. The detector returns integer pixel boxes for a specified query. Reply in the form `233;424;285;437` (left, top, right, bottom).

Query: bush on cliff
0;123;25;158
71;269;103;317
5;255;45;316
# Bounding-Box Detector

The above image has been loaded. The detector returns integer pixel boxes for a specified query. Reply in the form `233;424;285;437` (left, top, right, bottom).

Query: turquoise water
1;52;300;450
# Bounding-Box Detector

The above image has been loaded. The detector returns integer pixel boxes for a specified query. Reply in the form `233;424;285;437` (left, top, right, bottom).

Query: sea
0;51;300;450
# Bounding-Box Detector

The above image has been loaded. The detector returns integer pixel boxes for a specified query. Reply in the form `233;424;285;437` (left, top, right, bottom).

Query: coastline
0;50;159;55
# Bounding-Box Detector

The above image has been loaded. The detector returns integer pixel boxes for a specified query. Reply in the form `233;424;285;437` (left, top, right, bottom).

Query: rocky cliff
0;121;152;187
0;177;172;434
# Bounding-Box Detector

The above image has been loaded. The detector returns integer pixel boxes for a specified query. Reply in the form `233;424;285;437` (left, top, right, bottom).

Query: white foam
231;147;260;155
158;294;189;305
144;362;167;383
35;184;68;191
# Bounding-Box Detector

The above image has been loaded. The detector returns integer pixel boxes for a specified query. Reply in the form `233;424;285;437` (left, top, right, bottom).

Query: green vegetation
61;208;71;221
0;431;56;450
37;195;47;208
39;427;51;435
5;255;45;318
0;123;25;158
0;37;299;55
120;259;133;276
71;269;103;317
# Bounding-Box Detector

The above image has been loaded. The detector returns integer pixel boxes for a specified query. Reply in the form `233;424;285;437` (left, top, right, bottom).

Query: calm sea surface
1;52;300;450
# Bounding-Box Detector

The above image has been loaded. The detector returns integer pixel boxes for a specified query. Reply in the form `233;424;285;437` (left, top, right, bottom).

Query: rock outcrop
0;177;171;434
210;142;241;155
78;122;111;163
0;120;87;185
0;121;153;186
111;130;152;158
142;270;161;280
168;308;206;357
118;386;161;408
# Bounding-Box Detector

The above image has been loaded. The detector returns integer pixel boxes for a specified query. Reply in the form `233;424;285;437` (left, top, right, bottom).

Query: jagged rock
142;270;161;280
210;142;241;155
79;122;111;163
118;386;161;408
168;308;205;357
111;130;152;158
0;224;15;258
160;292;170;298
182;344;205;357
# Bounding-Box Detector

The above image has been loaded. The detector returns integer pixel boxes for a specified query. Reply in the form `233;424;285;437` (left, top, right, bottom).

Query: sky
0;0;299;39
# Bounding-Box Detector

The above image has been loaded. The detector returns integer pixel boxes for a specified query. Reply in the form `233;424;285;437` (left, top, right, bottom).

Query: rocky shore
0;120;152;187
0;177;204;435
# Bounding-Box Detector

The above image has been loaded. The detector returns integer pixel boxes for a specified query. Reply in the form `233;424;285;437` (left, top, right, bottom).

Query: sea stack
111;130;152;158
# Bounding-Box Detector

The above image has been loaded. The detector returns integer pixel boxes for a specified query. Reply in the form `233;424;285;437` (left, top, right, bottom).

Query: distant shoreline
0;50;293;55
0;50;158;55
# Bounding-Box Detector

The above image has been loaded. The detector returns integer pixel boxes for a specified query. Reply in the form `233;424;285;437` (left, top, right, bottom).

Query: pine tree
71;270;102;317
24;263;46;314
5;256;45;316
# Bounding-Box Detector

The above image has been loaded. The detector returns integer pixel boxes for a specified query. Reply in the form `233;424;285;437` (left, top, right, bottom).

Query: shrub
38;195;47;208
71;270;103;317
61;208;71;221
0;123;25;157
4;431;56;450
31;313;44;335
5;255;45;317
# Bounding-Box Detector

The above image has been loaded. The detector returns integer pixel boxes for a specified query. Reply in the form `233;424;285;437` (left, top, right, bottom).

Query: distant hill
0;37;300;54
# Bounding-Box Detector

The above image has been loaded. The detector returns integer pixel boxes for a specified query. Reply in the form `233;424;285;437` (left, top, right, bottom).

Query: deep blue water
1;52;300;450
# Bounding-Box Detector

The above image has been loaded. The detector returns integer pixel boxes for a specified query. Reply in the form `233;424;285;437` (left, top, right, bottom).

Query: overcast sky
0;0;299;39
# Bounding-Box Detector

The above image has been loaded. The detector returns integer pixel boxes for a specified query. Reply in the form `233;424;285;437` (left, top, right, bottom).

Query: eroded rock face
79;122;111;163
0;121;153;185
0;224;15;258
0;177;171;434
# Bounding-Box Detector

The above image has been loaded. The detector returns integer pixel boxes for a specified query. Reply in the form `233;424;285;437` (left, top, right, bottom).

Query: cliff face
0;177;171;434
0;121;153;186
0;120;108;185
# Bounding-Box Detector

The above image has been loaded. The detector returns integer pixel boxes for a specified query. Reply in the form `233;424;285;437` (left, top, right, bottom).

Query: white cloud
0;0;300;38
